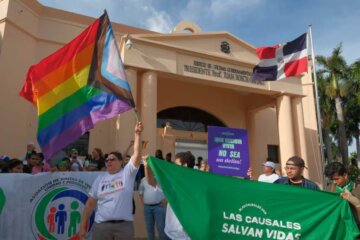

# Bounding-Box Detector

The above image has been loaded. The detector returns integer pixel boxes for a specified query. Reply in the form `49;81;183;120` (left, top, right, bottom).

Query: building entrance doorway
157;106;226;162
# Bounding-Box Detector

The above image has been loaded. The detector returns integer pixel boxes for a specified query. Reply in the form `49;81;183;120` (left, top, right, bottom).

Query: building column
246;111;259;178
141;71;157;155
160;126;176;162
301;71;324;187
114;68;138;155
276;95;295;170
291;97;309;178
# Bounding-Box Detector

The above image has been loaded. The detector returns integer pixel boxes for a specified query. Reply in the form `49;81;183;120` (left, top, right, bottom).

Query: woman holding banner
79;122;143;240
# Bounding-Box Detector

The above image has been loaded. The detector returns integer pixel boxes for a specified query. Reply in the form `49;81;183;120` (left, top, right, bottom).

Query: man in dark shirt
275;156;319;190
23;151;38;174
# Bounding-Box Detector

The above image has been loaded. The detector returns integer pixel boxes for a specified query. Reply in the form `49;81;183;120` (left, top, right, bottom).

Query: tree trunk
323;128;333;163
334;96;348;166
356;129;360;167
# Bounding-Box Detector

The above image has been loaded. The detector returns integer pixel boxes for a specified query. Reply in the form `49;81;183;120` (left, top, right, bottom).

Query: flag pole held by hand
134;108;141;123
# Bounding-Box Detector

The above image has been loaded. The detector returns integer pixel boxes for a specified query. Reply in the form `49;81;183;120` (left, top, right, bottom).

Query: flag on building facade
19;12;135;159
252;33;308;81
147;156;360;240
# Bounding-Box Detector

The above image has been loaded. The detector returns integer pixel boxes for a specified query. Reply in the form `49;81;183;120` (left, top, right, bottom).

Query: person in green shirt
325;162;360;228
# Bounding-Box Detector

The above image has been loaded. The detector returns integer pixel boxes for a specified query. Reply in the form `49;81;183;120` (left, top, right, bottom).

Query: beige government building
0;0;323;237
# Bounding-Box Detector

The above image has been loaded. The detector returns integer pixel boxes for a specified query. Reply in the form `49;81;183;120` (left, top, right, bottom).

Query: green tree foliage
316;44;349;166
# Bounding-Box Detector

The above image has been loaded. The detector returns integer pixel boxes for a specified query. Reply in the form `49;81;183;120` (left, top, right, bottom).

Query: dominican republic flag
252;33;308;81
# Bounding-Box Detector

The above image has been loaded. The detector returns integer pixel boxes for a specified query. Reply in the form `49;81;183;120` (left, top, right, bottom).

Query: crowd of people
1;123;360;239
0;143;134;174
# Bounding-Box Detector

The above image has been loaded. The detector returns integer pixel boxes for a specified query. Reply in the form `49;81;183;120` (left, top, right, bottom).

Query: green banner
0;188;4;215
148;157;360;240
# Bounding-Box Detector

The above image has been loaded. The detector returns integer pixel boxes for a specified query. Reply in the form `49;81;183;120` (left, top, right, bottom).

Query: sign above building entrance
180;57;264;87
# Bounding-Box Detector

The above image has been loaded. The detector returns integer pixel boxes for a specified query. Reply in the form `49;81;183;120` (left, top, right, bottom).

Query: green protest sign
147;157;359;239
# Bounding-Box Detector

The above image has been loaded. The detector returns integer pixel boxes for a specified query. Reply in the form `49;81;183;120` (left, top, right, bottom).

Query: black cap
286;156;305;168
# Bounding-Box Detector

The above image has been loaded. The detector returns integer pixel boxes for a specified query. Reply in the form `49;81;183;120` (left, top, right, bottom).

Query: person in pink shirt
32;153;51;174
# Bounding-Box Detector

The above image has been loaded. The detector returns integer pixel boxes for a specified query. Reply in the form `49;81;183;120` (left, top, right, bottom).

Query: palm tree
347;59;360;163
345;96;360;162
317;71;336;163
316;44;349;166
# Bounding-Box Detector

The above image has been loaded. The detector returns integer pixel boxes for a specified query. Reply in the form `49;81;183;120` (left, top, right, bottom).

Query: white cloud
38;0;174;33
209;0;262;18
145;11;173;33
37;0;360;63
180;0;263;27
140;4;173;33
38;0;262;34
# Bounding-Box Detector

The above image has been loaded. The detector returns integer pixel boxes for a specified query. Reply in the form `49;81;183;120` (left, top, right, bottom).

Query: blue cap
0;155;10;162
263;161;276;169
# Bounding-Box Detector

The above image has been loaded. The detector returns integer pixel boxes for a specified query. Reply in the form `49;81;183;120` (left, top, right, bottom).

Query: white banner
0;172;101;240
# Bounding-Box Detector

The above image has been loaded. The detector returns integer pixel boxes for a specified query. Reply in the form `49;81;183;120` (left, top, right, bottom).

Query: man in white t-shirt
144;151;195;240
79;122;143;240
257;161;279;183
89;156;138;221
139;177;167;240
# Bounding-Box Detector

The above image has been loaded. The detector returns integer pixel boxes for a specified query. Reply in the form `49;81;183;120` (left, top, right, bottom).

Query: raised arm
79;196;97;239
131;122;143;168
122;140;134;159
143;156;156;188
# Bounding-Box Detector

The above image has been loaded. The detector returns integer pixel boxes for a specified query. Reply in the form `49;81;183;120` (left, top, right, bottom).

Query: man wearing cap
69;148;84;171
258;161;279;183
274;156;319;190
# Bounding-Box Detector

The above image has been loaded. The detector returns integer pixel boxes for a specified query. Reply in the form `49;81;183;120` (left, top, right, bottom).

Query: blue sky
38;0;360;63
38;0;360;153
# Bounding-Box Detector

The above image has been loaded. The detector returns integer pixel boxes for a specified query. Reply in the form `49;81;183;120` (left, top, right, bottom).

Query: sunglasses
105;158;117;163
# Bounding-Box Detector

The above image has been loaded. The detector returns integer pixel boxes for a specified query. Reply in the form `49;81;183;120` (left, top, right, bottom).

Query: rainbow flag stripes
20;12;135;159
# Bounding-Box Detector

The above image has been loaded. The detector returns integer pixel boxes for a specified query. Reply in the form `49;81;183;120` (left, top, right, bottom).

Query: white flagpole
308;25;326;173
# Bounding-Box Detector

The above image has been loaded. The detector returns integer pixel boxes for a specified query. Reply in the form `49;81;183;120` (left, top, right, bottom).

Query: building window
267;145;279;163
157;106;226;132
65;132;90;156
